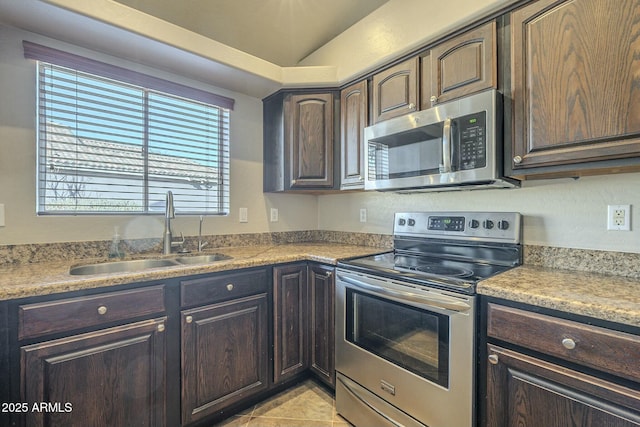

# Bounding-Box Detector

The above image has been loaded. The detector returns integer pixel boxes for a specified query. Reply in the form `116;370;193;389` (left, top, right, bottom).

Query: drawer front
19;285;165;340
181;268;268;307
487;303;640;383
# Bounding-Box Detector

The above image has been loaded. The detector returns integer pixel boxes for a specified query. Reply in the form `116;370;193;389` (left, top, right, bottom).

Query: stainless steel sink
173;253;232;265
69;253;233;275
69;258;180;275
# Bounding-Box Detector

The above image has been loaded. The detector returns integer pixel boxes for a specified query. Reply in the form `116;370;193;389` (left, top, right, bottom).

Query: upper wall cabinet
509;0;640;176
264;91;339;192
425;21;497;108
372;57;419;123
340;80;368;190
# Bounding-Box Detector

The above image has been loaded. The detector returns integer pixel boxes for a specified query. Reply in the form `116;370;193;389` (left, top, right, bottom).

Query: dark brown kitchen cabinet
273;263;308;384
17;285;168;427
372;57;419;123
340;80;368;190
180;269;269;425
21;318;167;427
308;264;335;387
426;20;496;108
509;0;640;176
483;301;640;426
263;90;339;192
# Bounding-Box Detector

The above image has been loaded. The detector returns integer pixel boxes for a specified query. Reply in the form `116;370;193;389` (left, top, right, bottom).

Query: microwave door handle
440;118;452;173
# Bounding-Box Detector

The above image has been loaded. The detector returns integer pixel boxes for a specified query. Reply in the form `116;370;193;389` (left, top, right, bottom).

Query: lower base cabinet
483;300;640;427
181;293;269;425
21;318;167;427
308;264;335;387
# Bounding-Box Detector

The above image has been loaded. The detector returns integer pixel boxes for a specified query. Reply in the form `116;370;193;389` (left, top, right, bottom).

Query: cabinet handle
97;305;107;315
430;95;438;104
513;155;523;164
157;323;165;332
408;102;416;110
226;283;234;291
562;338;576;350
488;354;499;365
185;315;193;324
291;179;297;185
325;271;333;278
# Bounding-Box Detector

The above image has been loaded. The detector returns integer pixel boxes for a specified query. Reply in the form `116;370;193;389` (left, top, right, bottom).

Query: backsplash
0;231;393;266
525;245;640;279
2;233;639;279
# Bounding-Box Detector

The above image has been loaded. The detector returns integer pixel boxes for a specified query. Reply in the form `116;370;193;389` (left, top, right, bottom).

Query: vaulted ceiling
113;0;389;67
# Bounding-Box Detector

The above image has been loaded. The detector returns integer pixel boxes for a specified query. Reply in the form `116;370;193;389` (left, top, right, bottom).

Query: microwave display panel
455;112;487;171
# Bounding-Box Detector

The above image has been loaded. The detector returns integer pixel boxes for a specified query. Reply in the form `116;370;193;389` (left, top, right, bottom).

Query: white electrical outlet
270;208;279;222
359;208;367;223
239;207;248;223
607;205;631;231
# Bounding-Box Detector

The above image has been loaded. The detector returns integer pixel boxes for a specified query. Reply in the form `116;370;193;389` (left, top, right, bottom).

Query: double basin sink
69;253;232;276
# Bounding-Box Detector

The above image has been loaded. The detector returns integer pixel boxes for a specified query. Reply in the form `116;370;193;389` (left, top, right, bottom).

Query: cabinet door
181;294;268;425
429;21;497;107
286;93;335;188
340;80;368;190
372;57;419;123
308;264;335;387
273;264;308;384
21;318;167;427
486;344;640;426
510;0;640;171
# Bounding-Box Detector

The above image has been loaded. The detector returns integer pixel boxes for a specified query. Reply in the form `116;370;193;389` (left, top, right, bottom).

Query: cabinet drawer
19;285;165;340
487;303;640;383
181;268;268;307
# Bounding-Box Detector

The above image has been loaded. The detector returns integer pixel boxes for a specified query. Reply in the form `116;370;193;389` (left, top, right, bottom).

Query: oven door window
345;288;449;388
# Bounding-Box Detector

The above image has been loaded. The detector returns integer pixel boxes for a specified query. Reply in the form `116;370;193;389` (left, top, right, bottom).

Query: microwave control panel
455;112;486;170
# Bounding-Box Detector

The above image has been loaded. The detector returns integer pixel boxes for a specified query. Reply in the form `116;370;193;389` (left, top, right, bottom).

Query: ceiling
112;0;389;67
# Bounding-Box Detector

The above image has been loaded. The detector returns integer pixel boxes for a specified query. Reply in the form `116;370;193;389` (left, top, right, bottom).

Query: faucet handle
172;232;185;247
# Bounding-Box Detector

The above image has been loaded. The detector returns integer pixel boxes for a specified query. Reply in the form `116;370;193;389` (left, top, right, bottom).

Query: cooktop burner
397;263;474;278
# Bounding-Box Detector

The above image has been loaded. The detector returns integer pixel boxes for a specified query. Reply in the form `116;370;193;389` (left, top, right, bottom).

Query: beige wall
318;174;640;253
0;25;317;245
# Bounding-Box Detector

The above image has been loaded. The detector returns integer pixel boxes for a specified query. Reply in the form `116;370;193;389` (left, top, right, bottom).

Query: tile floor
213;379;352;427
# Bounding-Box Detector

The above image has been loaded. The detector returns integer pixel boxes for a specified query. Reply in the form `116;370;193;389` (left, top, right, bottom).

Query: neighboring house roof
44;122;220;185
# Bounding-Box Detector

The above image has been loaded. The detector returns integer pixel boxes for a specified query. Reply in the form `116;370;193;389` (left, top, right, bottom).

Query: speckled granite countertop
0;243;388;301
478;266;640;328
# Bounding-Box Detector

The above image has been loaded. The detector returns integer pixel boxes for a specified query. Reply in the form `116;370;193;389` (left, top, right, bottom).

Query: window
24;41;233;215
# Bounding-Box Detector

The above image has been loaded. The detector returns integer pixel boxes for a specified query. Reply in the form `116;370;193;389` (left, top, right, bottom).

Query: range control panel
394;211;521;243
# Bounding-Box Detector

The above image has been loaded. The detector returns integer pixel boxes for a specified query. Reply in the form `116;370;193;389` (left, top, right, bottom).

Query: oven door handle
338;274;471;313
337;375;407;427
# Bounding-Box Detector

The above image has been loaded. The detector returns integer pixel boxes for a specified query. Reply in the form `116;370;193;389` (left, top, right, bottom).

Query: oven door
335;269;476;427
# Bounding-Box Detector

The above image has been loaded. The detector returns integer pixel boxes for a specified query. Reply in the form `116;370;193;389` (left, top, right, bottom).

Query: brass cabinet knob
430;95;438;104
157;323;165;332
513;155;523;164
97;305;107;315
488;354;499;365
226;283;234;291
562;338;576;350
185;315;193;324
408;102;416;110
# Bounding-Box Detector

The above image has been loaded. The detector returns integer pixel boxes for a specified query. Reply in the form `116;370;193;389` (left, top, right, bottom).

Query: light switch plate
239;207;248;223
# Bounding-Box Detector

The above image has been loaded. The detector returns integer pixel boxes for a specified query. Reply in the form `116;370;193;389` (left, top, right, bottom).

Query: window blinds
25;41;231;215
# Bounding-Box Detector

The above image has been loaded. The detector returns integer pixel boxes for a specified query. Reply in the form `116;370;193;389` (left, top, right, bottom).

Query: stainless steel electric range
335;211;522;427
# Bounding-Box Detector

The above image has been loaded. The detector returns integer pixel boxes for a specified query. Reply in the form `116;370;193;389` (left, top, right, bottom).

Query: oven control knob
469;219;480;229
483;220;494;229
497;220;510;230
398;218;406;226
407;218;416;226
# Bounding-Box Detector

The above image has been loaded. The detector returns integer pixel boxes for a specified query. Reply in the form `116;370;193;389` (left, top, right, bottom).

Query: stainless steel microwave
364;89;518;192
